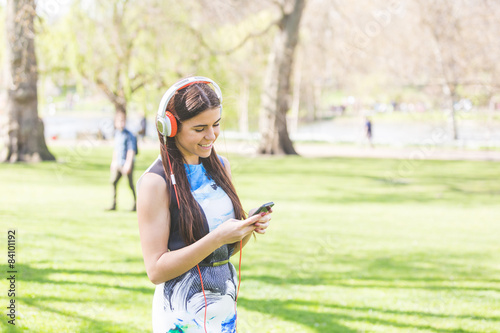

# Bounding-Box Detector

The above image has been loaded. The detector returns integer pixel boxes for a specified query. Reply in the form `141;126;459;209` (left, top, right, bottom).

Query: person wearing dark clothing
138;114;147;140
107;112;137;211
365;117;373;148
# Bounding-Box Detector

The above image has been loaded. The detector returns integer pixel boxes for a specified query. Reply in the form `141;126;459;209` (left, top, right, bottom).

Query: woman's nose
205;128;216;140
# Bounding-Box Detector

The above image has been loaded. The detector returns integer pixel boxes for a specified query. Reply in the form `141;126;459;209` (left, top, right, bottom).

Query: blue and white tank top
185;162;235;233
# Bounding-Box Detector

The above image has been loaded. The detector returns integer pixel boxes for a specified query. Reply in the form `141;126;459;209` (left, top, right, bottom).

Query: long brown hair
157;82;246;245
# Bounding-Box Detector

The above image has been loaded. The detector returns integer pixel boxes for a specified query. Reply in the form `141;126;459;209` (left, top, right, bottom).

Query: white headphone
156;76;223;137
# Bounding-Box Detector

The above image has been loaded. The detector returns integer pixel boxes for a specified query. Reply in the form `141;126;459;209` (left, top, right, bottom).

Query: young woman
137;77;272;333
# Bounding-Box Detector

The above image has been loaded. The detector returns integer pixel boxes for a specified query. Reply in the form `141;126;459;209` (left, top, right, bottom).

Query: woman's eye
195;128;204;133
214;123;220;127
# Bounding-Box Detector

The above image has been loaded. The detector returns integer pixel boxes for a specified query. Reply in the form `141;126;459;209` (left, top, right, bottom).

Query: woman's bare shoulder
137;172;169;208
219;155;232;177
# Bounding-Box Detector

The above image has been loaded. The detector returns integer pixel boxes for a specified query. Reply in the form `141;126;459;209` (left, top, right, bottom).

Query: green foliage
1;145;499;332
27;0;277;129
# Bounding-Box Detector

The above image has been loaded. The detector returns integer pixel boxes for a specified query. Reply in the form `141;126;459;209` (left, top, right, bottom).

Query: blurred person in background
138;112;147;141
365;116;374;148
106;112;137;211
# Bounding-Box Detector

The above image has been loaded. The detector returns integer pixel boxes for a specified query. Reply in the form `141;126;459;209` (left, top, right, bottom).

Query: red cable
167;143;242;332
235;239;243;332
167;147;206;331
236;240;242;301
197;264;208;333
165;151;180;206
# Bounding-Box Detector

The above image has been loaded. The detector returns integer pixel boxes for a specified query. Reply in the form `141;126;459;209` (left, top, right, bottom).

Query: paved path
295;143;500;161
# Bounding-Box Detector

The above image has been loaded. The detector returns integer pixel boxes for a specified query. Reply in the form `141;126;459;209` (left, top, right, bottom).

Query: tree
258;0;306;155
410;0;500;140
417;1;467;140
66;0;178;117
1;0;55;162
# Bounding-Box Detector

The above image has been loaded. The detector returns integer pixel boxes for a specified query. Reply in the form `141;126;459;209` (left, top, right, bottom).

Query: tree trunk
443;83;458;140
1;0;55;162
238;77;249;135
113;99;127;116
258;0;305;155
289;49;302;134
306;84;316;122
449;96;458;140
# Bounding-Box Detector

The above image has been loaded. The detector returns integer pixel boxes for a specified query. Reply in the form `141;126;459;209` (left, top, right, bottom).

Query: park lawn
1;144;499;333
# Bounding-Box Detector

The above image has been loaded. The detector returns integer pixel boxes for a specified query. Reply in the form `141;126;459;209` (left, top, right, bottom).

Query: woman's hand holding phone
214;202;274;245
214;215;260;245
249;202;273;234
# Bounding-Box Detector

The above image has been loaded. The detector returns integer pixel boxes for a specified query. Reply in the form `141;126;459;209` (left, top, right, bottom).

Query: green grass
1;144;500;332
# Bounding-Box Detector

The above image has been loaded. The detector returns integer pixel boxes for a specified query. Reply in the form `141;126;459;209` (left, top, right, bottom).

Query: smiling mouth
199;143;213;149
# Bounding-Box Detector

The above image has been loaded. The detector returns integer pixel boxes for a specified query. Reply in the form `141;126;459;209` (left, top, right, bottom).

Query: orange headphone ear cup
165;111;178;137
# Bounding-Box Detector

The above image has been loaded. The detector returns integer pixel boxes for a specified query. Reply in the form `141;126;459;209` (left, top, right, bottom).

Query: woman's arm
137;172;262;285
137;173;221;284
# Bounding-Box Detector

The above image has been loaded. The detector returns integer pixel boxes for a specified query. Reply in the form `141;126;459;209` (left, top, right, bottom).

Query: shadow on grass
238;297;357;333
19;263;152;295
235;155;500;205
10;263;153;332
0;295;146;333
243;252;500;294
446;184;500;196
245;271;500;297
0;319;25;333
9;256;499;332
238;298;477;333
240;252;500;329
21;297;146;333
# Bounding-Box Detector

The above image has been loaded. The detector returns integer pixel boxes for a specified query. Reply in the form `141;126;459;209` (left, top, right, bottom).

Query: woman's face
175;107;221;165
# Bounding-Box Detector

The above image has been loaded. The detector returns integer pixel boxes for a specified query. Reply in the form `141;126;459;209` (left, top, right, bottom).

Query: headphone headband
156;76;223;136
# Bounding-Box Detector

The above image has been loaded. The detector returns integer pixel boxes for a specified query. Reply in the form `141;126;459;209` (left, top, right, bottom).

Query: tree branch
172;17;280;56
172;20;215;55
95;76;119;104
218;18;280;55
271;0;287;17
130;73;152;93
131;81;146;93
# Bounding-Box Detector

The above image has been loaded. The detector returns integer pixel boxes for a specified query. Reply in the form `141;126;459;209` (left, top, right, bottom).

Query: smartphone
251;202;274;216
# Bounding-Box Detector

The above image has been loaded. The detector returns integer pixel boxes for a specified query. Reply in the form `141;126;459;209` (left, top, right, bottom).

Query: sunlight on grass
1;145;499;332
